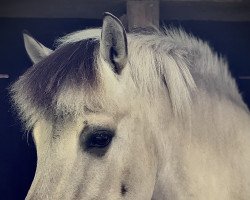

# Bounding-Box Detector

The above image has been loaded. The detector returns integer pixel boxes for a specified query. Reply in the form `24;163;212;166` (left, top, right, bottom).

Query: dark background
1;17;250;200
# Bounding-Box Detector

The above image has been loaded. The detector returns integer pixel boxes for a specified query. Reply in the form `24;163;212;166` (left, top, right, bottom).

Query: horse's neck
152;92;250;199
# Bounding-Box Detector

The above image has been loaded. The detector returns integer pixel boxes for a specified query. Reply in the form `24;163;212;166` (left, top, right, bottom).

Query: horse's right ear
100;12;128;74
23;31;53;64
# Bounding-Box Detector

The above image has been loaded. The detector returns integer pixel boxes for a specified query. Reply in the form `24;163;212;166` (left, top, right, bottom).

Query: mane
127;28;246;115
56;28;247;114
11;27;246;129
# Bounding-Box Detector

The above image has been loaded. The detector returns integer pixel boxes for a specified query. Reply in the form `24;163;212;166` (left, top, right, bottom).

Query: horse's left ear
23;31;53;64
100;12;128;74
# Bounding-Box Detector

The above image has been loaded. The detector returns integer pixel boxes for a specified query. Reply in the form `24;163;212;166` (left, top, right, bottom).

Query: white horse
11;13;250;199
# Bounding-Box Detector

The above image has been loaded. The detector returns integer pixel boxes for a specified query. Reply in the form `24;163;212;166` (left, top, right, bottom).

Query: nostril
121;183;127;196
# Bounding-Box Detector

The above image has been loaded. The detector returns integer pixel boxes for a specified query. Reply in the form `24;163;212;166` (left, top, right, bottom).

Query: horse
10;12;250;200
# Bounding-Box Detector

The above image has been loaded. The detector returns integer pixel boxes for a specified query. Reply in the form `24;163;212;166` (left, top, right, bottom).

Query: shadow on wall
0;18;250;200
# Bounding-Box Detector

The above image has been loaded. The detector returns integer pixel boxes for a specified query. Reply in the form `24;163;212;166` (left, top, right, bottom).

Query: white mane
56;27;246;117
56;28;101;46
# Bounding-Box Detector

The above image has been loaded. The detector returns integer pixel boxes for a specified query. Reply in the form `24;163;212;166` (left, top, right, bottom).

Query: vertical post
127;0;159;32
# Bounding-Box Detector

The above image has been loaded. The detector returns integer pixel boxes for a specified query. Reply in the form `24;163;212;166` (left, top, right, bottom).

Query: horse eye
86;130;114;148
82;128;115;157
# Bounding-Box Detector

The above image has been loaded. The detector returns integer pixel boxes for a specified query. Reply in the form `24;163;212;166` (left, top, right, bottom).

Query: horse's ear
23;31;53;64
100;12;128;74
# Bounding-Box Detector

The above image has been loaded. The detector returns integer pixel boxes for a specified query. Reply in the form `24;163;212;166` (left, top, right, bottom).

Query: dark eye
81;127;115;157
86;130;114;148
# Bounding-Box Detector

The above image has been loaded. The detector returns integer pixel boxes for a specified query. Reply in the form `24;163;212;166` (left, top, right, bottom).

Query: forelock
10;38;102;129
